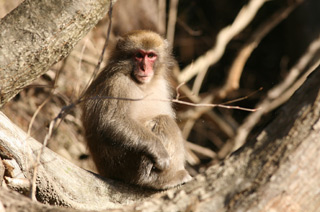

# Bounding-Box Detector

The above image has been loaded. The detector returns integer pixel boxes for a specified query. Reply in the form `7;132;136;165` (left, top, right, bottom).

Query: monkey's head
114;30;171;84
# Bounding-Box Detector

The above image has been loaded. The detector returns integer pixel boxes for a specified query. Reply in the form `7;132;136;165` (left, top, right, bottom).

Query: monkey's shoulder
100;72;136;94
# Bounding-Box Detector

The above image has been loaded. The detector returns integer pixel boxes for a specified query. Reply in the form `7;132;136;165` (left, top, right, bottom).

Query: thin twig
27;62;64;137
174;83;256;139
172;84;235;140
220;87;263;105
81;1;113;97
175;82;186;100
27;96;51;136
171;99;258;112
30;63;64;200
85;94;258;112
178;0;268;86
218;1;302;98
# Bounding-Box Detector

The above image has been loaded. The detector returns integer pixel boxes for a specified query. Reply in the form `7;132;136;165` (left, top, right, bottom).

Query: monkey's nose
140;63;146;71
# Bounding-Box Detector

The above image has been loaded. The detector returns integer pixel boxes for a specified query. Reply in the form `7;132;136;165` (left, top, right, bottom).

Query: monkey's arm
100;114;170;170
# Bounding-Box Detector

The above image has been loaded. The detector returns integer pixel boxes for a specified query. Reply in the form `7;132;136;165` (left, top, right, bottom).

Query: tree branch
0;111;157;210
0;0;114;107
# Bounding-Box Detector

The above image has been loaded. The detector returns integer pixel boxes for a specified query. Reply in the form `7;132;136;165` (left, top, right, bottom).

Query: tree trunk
0;0;113;107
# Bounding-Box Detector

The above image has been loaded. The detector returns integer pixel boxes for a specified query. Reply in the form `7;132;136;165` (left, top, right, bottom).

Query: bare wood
0;0;114;107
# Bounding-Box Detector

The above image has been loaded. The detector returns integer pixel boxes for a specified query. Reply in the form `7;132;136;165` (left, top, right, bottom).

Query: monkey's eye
147;53;157;59
135;52;144;59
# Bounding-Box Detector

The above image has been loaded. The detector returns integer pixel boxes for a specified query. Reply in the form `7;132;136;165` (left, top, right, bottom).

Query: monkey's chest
129;94;174;122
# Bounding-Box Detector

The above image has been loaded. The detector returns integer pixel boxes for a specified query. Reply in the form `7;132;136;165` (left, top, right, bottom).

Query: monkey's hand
149;141;170;171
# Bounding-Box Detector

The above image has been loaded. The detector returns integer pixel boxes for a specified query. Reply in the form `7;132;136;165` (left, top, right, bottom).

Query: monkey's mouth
135;74;153;83
138;75;150;79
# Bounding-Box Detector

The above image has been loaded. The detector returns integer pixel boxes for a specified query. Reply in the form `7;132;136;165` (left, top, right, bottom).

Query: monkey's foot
159;169;192;190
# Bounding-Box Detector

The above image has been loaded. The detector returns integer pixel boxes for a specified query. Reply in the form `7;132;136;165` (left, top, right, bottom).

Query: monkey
81;30;192;190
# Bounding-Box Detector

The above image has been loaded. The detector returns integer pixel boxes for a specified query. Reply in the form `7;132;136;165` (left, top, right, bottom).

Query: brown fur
81;30;191;190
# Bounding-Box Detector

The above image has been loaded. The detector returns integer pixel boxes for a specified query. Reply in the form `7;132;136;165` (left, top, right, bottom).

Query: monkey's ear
116;37;125;50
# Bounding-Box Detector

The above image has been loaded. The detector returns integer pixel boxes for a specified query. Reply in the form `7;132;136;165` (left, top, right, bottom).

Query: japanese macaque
81;30;191;190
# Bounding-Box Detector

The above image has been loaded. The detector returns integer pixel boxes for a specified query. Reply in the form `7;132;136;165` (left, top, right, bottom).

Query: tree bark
0;189;73;212
0;0;114;107
1;67;320;211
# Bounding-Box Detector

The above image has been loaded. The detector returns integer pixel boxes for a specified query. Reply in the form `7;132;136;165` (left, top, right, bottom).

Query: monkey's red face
133;50;157;84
